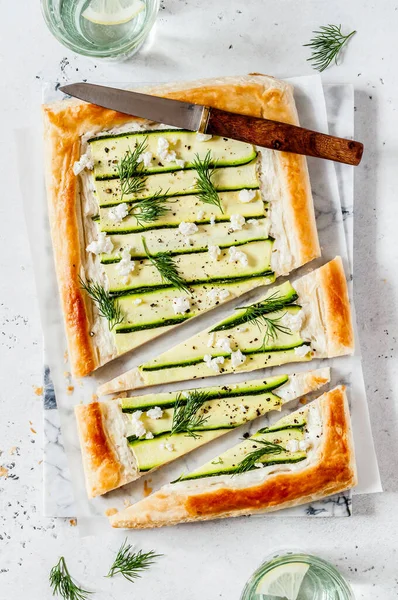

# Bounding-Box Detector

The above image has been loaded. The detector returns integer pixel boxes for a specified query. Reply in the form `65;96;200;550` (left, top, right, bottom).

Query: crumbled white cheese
182;391;190;399
283;310;304;332
216;337;233;353
210;215;216;226
239;404;247;413
157;136;169;154
172;296;191;315
254;462;264;469
230;214;246;231
286;439;300;453
228;246;248;267
294;345;311;357
145;432;154;440
137;151;153;168
299;440;309;451
196;133;212;142
231;349;246;368
196;209;205;220
73;153;94;175
239;189;257;203
146;406;163;420
175;158;185;168
179;222;198;236
86;231;113;255
236;326;249;333
160;442;174;452
206;288;230;303
108;202;129;223
131;411;146;438
207;332;216;347
116;248;135;277
247;218;258;225
208;244;221;261
203;354;225;373
157;136;183;165
133;298;143;305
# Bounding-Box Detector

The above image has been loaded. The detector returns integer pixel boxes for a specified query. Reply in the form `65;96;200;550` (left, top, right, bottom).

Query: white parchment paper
19;75;381;536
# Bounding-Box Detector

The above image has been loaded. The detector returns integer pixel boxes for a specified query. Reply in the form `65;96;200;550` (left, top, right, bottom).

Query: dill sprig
118;138;148;199
129;189;171;226
142;236;190;293
107;540;161;583
233;439;285;476
193;150;223;213
171;389;210;438
304;24;356;72
79;277;123;330
49;557;91;600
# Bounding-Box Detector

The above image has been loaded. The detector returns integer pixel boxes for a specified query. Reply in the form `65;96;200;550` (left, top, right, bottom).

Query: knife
60;83;363;166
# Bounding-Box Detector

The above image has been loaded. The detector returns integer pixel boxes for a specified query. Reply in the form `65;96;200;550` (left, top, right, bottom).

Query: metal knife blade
59;83;206;131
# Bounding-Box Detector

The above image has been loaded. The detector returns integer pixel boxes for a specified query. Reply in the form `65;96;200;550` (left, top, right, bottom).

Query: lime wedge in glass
255;562;310;600
82;0;145;25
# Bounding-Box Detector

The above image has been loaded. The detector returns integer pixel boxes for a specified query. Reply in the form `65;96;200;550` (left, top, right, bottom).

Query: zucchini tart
98;256;354;395
109;386;357;528
75;368;330;498
43;75;320;377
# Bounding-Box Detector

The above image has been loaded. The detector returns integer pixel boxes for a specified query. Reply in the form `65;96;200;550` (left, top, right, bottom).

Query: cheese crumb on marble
196;133;212;142
228;246;248;267
179;222;198;236
137;151;153;168
108;202;129;223
86;231;113;255
146;406;163;419
73;153;94;175
230;214;246;231
203;354;225;373
116;248;135;276
231;349;246;368
216;337;233;353
239;189;256;203
208;244;221;261
286;439;300;453
294;345;310;357
172;296;191;314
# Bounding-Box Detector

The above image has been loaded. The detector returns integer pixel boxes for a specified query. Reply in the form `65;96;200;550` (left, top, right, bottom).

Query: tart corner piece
75;401;138;498
109;385;357;529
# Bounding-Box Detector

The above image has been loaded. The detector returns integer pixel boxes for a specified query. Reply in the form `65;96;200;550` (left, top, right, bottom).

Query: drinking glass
41;0;159;59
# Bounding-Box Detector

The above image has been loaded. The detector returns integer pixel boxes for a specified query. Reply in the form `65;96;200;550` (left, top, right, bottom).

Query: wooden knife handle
205;107;363;166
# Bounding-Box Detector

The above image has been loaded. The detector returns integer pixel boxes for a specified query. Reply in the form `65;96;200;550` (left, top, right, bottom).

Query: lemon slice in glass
82;0;145;25
256;562;310;600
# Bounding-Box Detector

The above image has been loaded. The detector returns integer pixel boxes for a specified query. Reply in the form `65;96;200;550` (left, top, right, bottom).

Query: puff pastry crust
109;386;357;528
43;74;319;377
75;368;330;498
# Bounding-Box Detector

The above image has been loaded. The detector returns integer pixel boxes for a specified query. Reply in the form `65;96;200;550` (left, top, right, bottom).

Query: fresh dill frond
233;439;285;475
79;277;124;330
142;236;190;293
49;557;91;600
193;150;223;213
129;189;171;226
171;389;210;438
118;137;148;199
304;24;356;72
106;540;161;583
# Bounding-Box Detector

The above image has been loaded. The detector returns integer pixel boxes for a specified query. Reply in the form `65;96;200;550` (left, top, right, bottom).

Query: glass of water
241;551;355;600
41;0;159;59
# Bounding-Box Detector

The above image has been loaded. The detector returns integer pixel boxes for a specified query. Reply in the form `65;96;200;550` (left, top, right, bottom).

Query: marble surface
1;1;398;598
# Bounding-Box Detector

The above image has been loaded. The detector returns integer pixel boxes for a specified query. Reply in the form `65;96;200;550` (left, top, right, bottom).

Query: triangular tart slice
109;386;357;529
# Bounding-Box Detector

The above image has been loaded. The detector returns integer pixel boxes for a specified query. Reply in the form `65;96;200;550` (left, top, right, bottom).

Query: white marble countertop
1;1;397;598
